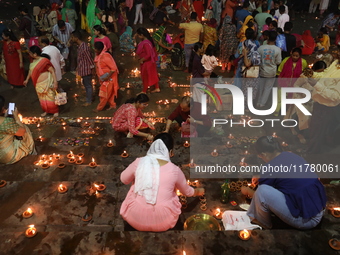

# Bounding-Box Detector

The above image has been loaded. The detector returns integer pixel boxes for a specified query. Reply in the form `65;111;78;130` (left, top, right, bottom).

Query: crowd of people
0;0;339;232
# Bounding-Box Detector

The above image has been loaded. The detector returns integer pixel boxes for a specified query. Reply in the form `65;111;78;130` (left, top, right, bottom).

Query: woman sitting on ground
241;136;327;229
0;95;36;164
120;133;205;231
111;93;154;140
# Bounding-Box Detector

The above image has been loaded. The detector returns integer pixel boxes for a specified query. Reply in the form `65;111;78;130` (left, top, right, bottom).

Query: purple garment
191;53;205;78
259;152;327;219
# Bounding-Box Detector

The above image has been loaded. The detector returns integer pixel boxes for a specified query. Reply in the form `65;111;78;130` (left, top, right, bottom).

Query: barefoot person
241;136;327;229
24;46;59;117
93;41;119;112
120;133;205;231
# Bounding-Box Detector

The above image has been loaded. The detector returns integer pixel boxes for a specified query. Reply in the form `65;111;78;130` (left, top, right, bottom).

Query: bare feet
53;112;59;117
41;112;47;117
93;109;100;113
106;106;116;110
150;89;160;93
82;103;91;107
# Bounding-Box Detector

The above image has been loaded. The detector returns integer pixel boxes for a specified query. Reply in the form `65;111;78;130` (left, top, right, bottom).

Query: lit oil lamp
183;140;190;147
107;140;114;147
331;207;340;218
75;157;83;164
84;121;91;127
58;184;68;194
22;208;33;218
36;136;43;142
89;158;97;168
68;156;76;164
126;83;131;88
40;154;46;160
189;159;196;168
226;141;233;148
211;149;218;157
25;225;37;238
239;229;251;240
0;180;6;188
61;122;67;126
58;163;66;169
94;183;106;192
187;180;192;186
37;123;41;129
228;133;234;139
191;180;199;187
239;158;248;166
121;150;129;158
67;151;74;159
41;161;50;169
55;154;60;160
281;141;288;147
215;208;223;220
176;189;181;196
77;153;84;158
272;132;278;138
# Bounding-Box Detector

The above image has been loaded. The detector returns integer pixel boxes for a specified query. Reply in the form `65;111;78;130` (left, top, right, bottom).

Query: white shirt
278;13;290;30
42;45;64;81
201;55;218;71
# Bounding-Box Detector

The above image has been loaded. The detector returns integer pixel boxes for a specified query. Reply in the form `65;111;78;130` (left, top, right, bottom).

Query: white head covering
134;139;171;205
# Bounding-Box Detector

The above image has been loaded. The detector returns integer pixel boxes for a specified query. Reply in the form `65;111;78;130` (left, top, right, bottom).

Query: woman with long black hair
2;29;24;88
135;27;160;93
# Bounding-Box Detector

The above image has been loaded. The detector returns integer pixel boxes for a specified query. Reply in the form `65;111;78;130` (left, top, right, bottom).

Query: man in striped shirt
52;20;74;60
72;30;95;106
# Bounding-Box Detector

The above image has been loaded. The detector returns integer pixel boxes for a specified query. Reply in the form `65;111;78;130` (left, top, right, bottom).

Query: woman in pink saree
135;27;160;93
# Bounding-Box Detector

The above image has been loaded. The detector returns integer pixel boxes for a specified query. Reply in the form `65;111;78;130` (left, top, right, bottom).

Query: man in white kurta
39;36;65;82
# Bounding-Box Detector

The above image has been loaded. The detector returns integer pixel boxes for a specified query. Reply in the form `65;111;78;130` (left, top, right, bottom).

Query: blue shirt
259;152;327;219
235;9;251;31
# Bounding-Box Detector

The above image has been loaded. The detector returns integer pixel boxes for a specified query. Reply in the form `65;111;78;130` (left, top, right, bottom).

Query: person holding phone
0;95;36;164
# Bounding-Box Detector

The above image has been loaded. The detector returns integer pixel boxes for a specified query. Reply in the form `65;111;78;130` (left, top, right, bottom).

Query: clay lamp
331;207;340;218
211;149;218;157
0;180;6;188
272;132;278;138
121;150;129;158
281;141;288;147
84;121;91;127
200;204;207;211
22;208;33;219
68;156;76;164
54;153;60;160
36;136;43;142
191;180;199;187
61;122;67;126
107;140;114;147
89;158;97;168
94;183;106;192
226;141;233;148
40;154;46;160
75;157;83;165
215;208;223;220
58;163;66;169
82;213;92;222
239;157;248;167
58;184;68;194
239;229;251;240
189;159;196;168
183;140;190;148
25;225;37;238
41;161;50;169
329;239;340;251
67;151;74;159
187;180;192;186
77;153;84;158
228;133;234;139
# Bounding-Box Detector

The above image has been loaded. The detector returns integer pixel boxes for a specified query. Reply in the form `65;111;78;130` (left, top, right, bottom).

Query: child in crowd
315;28;330;52
263;17;272;32
269;20;278;31
201;44;218;79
